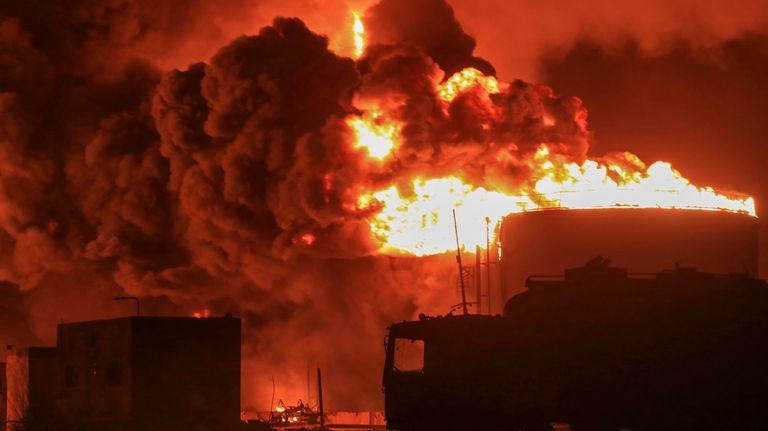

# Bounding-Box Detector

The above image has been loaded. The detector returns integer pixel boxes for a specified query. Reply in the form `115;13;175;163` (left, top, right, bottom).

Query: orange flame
347;110;400;160
438;67;504;102
352;12;366;58
193;309;210;318
299;233;316;246
530;146;754;215
348;68;756;256
359;178;532;255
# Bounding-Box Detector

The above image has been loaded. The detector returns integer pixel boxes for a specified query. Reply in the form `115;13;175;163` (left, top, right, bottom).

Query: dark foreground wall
56;317;135;423
54;316;241;431
500;208;759;300
131;317;241;430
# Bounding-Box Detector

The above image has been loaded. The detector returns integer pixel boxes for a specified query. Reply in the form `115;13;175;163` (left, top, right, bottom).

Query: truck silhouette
382;258;768;431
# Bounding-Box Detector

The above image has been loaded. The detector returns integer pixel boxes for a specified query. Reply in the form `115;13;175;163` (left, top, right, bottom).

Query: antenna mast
485;216;492;315
453;209;469;315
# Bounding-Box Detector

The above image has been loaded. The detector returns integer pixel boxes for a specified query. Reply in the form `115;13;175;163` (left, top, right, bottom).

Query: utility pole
475;245;482;314
317;368;326;429
453;209;469;315
486;217;492;315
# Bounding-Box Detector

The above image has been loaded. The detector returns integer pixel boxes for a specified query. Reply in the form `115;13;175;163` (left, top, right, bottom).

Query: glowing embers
348;110;400;160
193;309;210;318
360;177;532;256
531;146;756;216
272;400;319;426
299;233;316;246
352;12;366;58
438;67;503;102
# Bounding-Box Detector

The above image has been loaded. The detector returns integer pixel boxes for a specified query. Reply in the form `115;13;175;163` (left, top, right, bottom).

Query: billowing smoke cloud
363;0;494;76
0;282;35;349
145;10;589;406
448;0;768;80
0;0;565;411
1;0;764;413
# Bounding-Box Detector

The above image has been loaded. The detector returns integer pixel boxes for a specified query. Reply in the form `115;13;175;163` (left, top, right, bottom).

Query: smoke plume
449;0;768;80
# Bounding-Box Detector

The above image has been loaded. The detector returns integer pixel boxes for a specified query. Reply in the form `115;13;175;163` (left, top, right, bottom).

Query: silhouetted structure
4;316;240;431
383;259;768;430
1;362;5;428
500;208;759;307
55;316;241;431
5;347;57;430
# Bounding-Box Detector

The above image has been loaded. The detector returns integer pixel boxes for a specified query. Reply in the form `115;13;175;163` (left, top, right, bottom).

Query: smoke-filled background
1;0;767;412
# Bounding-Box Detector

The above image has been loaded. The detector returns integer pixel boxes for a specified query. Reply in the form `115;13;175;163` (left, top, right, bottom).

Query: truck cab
382;263;768;431
383;314;554;431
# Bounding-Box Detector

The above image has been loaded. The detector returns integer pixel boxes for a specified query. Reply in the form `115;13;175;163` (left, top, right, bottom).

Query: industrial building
4;316;241;431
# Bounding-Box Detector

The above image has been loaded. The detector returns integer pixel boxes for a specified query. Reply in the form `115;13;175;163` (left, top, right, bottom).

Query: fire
531;147;756;215
360;178;532;255
352;12;366;58
437;67;504;102
299;233;316;246
349;67;757;256
193;309;210;318
348;110;400;160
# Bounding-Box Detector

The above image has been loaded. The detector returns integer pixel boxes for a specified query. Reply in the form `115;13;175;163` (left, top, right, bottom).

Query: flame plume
352;12;366;58
438;67;503;102
349;68;756;256
347;110;400;160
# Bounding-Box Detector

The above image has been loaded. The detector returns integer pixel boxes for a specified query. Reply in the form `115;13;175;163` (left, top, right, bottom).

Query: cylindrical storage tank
500;208;759;300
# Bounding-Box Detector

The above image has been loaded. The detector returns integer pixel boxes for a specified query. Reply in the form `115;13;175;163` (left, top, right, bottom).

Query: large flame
360;178;532;255
438;67;504;102
347;109;400;160
352;12;366;58
347;67;756;256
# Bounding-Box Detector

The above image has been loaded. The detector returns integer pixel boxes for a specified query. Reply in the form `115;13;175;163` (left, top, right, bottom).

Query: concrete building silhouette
4;316;241;431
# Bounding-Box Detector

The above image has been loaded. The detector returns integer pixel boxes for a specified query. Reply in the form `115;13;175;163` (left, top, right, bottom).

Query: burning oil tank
499;208;759;302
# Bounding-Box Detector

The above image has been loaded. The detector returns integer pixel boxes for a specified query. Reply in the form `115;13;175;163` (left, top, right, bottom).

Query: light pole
114;296;140;316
